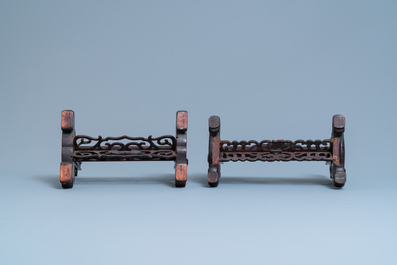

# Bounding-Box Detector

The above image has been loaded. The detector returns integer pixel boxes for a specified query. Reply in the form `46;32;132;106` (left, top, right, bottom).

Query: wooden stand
60;110;188;188
207;115;346;188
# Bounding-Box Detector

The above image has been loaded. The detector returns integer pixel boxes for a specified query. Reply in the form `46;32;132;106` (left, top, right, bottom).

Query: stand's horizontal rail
220;151;333;162
220;139;332;152
74;135;177;151
73;149;177;162
219;139;333;162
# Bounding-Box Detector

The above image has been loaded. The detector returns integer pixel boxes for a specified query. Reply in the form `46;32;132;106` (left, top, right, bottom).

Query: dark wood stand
207;115;346;188
60;110;188;188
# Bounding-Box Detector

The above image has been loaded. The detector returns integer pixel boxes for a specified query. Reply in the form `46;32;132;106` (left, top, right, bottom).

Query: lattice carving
220;139;333;162
220;139;332;152
73;149;177;162
74;135;176;151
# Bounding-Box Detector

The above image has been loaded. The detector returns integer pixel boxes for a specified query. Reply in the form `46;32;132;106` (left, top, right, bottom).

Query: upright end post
60;110;77;189
331;114;346;188
175;110;188;187
208;115;221;187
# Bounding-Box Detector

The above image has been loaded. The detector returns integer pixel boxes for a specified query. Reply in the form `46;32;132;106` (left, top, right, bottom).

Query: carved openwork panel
73;149;177;162
72;135;177;162
219;139;333;162
74;135;176;151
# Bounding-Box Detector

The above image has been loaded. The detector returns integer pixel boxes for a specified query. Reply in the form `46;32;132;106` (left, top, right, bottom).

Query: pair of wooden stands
60;110;346;189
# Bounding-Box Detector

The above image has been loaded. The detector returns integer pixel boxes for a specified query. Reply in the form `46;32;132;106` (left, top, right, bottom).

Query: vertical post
331;114;346;188
60;110;76;189
207;116;221;187
175;111;188;187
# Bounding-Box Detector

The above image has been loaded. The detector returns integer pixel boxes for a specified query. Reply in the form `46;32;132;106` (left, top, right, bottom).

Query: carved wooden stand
207;115;346;188
60;110;188;188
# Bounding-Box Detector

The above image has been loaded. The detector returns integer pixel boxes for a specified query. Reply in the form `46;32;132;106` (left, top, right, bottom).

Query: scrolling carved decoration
73;135;177;161
219;139;333;162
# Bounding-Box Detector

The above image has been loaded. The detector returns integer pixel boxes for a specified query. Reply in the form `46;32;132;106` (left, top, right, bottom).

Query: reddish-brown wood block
176;111;188;131
60;163;74;188
175;164;187;182
61;110;74;131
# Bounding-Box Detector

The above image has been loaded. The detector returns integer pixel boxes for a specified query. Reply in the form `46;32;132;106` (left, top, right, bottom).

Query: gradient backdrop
1;1;396;264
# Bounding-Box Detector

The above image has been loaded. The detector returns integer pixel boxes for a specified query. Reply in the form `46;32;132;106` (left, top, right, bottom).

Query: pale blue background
1;1;396;264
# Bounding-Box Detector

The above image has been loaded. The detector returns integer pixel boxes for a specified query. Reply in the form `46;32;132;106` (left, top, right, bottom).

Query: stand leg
60;110;78;189
175;111;188;187
330;114;346;188
207;116;221;187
